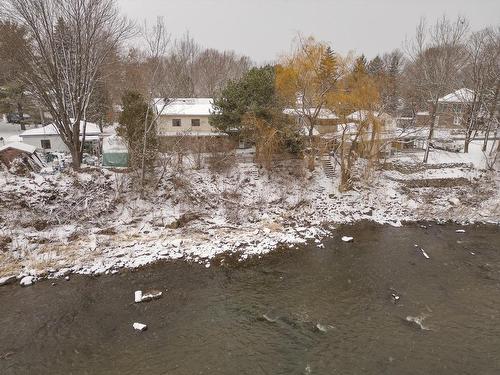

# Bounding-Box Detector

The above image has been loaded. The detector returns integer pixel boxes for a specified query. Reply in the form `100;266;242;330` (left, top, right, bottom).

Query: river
1;222;499;374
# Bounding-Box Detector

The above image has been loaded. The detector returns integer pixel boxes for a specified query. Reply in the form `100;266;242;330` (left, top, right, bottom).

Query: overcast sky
118;0;500;63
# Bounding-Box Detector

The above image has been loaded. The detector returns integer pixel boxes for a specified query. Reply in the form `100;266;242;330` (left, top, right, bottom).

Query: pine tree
117;91;158;170
367;55;384;77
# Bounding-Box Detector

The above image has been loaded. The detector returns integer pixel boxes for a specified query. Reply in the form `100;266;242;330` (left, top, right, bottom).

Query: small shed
102;135;128;168
0;142;44;171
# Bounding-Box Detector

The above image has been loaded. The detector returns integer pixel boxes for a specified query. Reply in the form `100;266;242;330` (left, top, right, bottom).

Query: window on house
191;119;200;127
172;119;181;127
41;139;51;149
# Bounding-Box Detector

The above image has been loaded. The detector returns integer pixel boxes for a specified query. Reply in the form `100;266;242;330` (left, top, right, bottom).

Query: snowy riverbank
1;147;499;284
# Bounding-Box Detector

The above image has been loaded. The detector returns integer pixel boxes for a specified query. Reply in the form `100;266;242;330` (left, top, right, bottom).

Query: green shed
102;135;128;168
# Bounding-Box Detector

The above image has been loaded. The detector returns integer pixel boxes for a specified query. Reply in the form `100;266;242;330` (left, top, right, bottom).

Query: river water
1;223;499;374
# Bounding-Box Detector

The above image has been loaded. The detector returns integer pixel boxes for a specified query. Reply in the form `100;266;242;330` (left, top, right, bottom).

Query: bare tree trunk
483;83;499;152
423;103;438;163
71;146;81;169
17;101;26;131
307;135;315;171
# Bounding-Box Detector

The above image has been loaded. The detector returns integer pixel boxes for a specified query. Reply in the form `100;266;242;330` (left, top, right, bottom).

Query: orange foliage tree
275;36;342;170
327;57;380;191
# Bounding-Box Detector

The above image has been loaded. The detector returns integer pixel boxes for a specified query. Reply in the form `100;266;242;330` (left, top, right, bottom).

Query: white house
283;107;339;134
155;98;220;136
346;110;397;135
19;121;102;152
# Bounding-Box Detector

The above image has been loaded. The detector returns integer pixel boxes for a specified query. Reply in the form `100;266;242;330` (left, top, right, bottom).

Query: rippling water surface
1;223;499;374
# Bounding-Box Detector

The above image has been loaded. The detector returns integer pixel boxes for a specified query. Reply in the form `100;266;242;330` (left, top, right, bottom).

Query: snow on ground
0;119;38;144
0;147;499;283
396;140;498;169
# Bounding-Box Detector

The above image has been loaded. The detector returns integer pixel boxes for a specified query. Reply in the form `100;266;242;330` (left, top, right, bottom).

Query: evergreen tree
353;55;368;75
0;21;30;129
367;55;384;77
210;66;276;135
117;90;158;170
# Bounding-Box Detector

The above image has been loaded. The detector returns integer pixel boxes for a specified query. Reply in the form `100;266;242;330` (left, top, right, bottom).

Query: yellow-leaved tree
327;57;380;191
276;36;342;170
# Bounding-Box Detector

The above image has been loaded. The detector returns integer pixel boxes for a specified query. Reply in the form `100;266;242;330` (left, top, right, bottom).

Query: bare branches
2;0;133;168
404;15;470;162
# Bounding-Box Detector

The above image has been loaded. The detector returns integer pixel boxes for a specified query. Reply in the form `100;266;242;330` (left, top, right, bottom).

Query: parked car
430;139;463;153
6;112;31;124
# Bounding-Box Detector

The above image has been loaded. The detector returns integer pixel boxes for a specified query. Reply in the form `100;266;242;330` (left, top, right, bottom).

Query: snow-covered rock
20;276;35;287
448;197;461;206
341;236;354;242
133;322;147;331
140;291;162;302
456;229;466;233
0;276;16;286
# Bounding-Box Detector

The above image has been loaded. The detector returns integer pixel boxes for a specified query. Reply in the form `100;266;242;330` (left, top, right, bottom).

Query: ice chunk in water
133;322;147;331
134;290;142;303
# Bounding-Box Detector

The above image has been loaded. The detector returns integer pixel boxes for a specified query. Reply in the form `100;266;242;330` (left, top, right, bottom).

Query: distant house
19;121;102;152
155;98;220;136
283;107;340;134
413;89;480;129
345;110;398;155
435;88;477;128
347;110;397;131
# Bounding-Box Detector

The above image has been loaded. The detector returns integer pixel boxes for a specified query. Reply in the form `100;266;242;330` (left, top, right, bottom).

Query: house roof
20;121;101;137
347;110;382;121
0;141;37;154
155;98;214;116
159;130;225;137
438;88;475;103
283;108;338;120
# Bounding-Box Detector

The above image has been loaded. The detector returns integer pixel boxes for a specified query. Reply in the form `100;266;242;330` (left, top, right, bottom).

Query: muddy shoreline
1;219;499;286
1;222;499;374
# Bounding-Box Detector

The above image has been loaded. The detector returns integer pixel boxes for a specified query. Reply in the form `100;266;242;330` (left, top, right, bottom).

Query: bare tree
477;28;500;154
404;16;469;163
163;32;200;97
276;35;343;170
459;28;500;152
137;17;175;194
193;49;251;97
1;0;132;169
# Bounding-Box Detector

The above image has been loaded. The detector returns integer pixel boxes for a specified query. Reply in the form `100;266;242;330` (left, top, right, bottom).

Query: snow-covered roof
438;88;475;103
20;121;101;137
159;130;225;137
0;141;37;154
283;108;338;120
6;135;22;143
347;110;382;121
155;98;214;116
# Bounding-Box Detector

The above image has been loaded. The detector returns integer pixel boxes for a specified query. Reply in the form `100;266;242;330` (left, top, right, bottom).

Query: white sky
118;0;500;63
